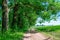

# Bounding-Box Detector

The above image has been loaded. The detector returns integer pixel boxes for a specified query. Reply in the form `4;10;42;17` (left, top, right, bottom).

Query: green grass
0;32;24;40
43;30;60;40
36;25;60;40
36;25;60;32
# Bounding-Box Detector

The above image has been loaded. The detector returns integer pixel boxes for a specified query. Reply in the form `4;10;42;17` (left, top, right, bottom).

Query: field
46;30;60;40
36;25;60;40
36;25;60;32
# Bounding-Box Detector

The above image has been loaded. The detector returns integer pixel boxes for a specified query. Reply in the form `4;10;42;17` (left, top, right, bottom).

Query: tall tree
2;0;9;32
11;0;19;30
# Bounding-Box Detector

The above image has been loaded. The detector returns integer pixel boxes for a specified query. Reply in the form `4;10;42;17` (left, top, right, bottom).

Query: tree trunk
2;0;9;32
11;3;19;30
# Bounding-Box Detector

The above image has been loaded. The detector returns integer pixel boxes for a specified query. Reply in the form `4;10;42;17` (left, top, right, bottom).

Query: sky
35;11;60;26
35;0;60;26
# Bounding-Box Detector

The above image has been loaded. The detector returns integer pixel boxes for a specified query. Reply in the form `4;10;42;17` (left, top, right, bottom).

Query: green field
46;30;60;40
36;25;60;40
36;25;60;32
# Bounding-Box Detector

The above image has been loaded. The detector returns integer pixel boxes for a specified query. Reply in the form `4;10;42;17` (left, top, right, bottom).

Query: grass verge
0;32;24;40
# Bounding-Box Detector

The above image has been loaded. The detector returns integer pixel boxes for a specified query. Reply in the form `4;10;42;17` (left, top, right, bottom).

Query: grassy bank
0;32;23;40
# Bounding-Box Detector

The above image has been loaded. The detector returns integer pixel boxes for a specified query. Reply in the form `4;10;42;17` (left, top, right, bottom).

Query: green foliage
8;0;60;27
18;13;29;29
27;11;37;26
0;32;23;40
1;0;60;34
9;1;38;30
0;0;2;5
1;0;60;40
0;9;1;14
41;11;51;20
36;25;60;32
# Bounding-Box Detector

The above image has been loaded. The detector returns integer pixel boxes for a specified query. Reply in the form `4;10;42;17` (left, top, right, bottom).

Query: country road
23;32;52;40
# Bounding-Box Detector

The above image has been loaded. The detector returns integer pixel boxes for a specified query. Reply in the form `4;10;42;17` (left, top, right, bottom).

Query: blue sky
42;20;60;25
35;0;60;26
35;11;60;26
36;18;60;26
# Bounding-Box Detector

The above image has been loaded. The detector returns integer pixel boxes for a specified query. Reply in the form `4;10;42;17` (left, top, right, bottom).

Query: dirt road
23;32;52;40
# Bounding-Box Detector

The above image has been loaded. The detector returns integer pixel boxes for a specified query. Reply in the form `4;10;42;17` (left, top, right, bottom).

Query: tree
1;0;60;32
0;0;2;6
2;0;9;32
11;3;19;30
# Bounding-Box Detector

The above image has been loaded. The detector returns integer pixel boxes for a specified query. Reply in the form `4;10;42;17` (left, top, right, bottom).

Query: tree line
0;0;60;33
